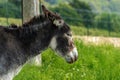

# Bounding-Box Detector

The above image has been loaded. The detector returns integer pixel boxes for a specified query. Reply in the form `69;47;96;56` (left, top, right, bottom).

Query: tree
69;0;96;35
51;3;82;26
95;13;120;32
0;1;21;18
8;0;21;7
70;0;95;27
23;0;41;65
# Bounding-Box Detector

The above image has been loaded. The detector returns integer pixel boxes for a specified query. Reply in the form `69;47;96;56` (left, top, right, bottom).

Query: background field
13;40;120;80
1;17;120;80
1;17;120;37
0;0;120;80
0;17;21;26
71;26;120;37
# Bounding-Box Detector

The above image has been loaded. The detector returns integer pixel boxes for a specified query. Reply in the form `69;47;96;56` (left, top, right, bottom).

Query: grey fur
0;15;54;80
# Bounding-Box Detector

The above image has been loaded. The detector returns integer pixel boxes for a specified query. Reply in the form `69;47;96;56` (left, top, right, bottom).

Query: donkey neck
4;15;55;58
21;20;54;58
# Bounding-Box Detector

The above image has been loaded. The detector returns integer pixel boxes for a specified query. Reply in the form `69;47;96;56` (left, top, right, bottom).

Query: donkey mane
4;15;51;45
24;15;47;25
5;15;47;30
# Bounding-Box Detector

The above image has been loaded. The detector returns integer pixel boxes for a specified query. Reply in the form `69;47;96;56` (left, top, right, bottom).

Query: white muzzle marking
64;47;78;63
50;36;78;63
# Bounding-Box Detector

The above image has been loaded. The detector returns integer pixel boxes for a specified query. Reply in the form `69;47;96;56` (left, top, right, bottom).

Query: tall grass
0;17;120;37
14;40;120;80
71;26;120;37
0;17;22;26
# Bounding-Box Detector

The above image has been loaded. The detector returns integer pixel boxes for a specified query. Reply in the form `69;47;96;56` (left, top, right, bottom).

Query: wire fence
0;0;120;37
0;0;22;25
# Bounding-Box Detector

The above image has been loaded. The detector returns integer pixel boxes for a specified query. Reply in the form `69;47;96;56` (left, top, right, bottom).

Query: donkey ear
42;5;49;17
42;5;61;21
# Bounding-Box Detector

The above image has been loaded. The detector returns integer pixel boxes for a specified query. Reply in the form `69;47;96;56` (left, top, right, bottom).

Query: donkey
0;5;78;80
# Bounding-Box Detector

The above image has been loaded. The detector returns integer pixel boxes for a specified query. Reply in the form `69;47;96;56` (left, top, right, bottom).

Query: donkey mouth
64;47;78;64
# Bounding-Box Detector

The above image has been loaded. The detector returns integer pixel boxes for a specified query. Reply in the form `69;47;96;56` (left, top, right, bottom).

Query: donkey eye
58;20;64;24
66;33;72;36
59;21;62;23
53;19;64;27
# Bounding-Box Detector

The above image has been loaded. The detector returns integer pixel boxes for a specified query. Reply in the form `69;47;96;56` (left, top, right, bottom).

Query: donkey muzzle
65;47;78;64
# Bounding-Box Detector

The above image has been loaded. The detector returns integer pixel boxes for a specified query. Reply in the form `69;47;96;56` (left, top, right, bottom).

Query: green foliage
0;0;6;3
8;0;21;7
95;13;120;32
0;0;120;34
51;3;82;26
45;0;72;4
14;40;120;80
80;0;120;13
71;26;120;37
45;0;57;4
0;2;21;18
70;0;95;27
95;13;112;30
0;17;119;37
0;17;22;26
48;0;120;33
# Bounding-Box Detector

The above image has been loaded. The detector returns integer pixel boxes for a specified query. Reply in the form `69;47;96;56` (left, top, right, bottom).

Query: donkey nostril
66;56;74;64
64;47;78;64
74;54;78;61
59;21;61;23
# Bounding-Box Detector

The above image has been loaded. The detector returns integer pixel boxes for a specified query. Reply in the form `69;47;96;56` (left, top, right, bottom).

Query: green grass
71;26;120;37
0;17;22;26
0;17;120;37
14;40;120;80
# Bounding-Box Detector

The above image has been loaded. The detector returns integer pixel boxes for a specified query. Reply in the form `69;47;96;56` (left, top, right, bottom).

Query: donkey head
42;5;78;64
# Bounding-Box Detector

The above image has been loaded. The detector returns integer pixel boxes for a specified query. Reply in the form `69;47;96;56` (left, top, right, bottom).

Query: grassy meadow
0;17;120;37
71;26;120;37
0;17;120;80
14;40;120;80
0;17;22;26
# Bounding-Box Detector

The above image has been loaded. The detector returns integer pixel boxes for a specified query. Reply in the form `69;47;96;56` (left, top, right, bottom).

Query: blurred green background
0;0;120;37
0;0;120;80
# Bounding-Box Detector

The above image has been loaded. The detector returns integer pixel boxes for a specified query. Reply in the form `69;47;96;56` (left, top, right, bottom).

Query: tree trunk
23;0;42;65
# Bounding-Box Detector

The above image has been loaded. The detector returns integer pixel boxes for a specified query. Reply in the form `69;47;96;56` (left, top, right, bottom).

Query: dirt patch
73;36;120;47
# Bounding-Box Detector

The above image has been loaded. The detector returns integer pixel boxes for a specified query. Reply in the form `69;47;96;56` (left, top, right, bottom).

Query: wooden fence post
23;0;42;65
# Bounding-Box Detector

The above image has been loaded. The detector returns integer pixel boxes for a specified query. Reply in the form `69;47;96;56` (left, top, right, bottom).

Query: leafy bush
70;0;96;28
95;13;120;32
0;2;21;18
